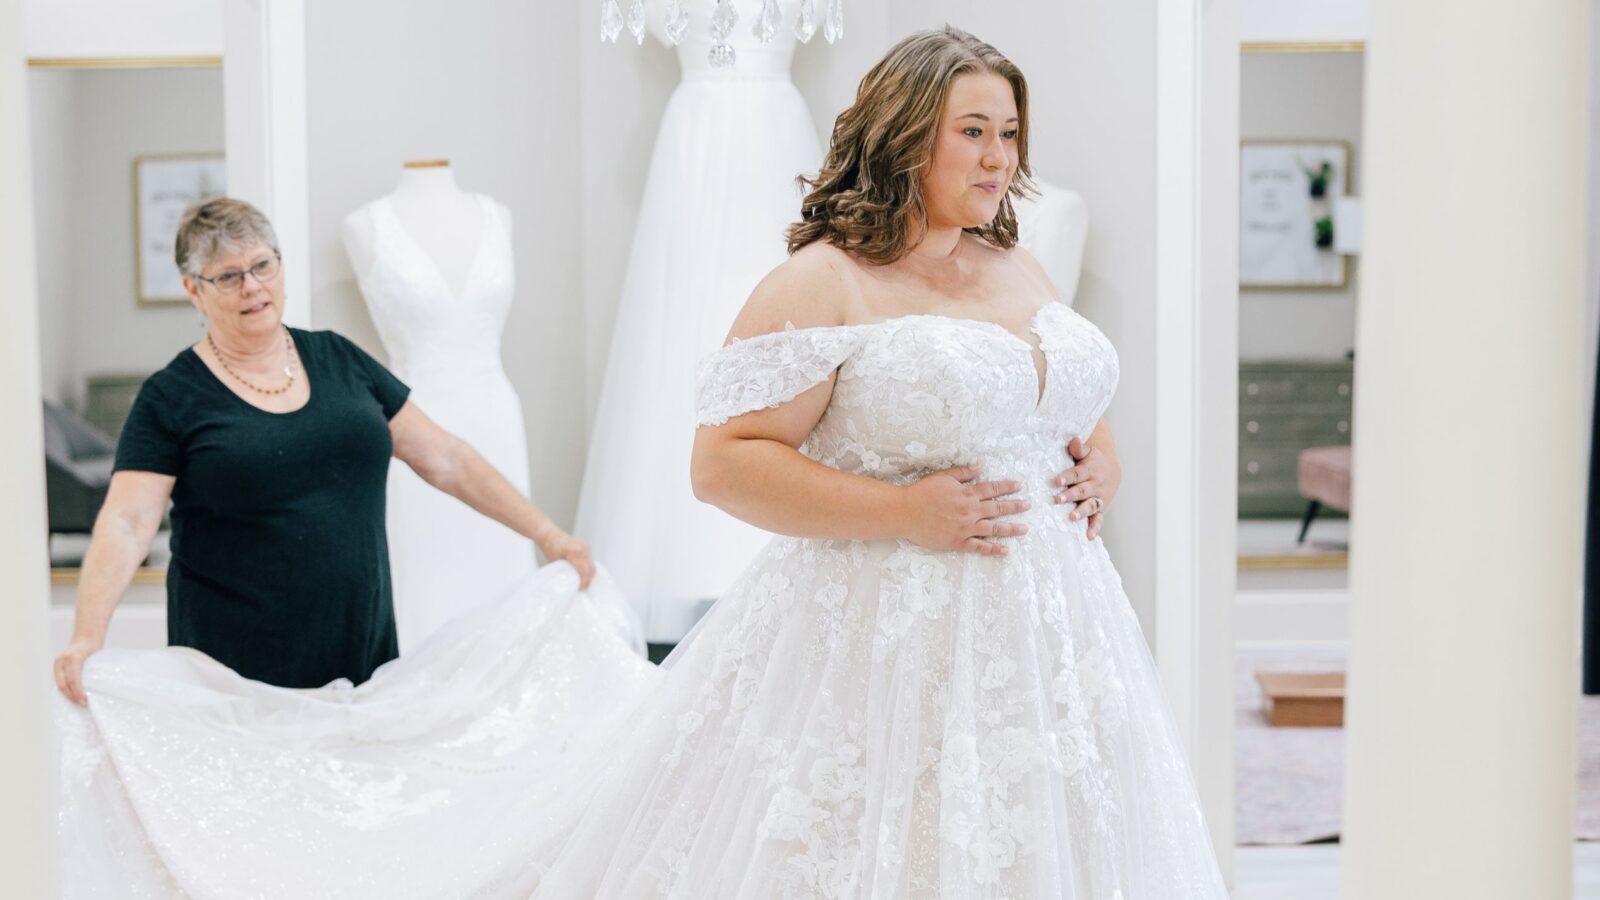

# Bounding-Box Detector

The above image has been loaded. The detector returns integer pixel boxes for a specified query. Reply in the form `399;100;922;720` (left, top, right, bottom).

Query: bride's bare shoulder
724;242;861;342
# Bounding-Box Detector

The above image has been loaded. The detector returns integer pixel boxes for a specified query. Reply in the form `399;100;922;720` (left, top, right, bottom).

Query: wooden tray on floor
1256;671;1345;727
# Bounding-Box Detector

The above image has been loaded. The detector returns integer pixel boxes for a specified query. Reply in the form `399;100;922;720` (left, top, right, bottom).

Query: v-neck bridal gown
57;299;1228;899
352;194;537;651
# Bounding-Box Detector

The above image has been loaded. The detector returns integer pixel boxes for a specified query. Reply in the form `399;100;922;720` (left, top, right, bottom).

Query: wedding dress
351;193;537;651
575;0;824;644
57;564;655;898
57;299;1228;898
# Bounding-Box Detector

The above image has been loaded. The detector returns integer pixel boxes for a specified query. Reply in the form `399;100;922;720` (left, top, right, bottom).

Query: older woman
52;197;591;699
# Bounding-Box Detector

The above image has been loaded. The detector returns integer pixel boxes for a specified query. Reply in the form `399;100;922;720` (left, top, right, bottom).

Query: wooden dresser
1238;359;1354;518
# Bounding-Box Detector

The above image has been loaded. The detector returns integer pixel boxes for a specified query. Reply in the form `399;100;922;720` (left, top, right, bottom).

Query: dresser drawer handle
1338;383;1351;397
1246;460;1261;475
1246;383;1259;396
1246;420;1260;433
1337;420;1350;433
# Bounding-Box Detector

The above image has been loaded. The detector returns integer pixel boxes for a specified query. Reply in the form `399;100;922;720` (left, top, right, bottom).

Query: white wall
1239;50;1362;361
29;65;224;411
0;0;60;889
304;0;587;528
28;67;74;405
21;0;221;58
1239;0;1367;44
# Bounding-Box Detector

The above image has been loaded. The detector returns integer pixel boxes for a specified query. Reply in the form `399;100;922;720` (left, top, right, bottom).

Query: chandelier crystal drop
602;1;846;63
599;0;624;42
753;0;782;44
823;0;843;43
664;0;689;44
708;0;738;69
794;0;817;43
626;0;648;43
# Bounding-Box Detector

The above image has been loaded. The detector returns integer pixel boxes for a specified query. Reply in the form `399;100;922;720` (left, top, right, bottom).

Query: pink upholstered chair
1297;445;1352;544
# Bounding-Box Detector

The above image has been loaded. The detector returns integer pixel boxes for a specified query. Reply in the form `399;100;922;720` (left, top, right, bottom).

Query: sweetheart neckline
762;304;1062;410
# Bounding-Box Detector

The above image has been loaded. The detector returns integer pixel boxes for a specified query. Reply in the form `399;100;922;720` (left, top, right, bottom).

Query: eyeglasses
194;253;282;294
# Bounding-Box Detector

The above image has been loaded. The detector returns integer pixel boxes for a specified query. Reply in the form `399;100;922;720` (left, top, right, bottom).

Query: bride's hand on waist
899;466;1030;557
1053;436;1120;541
534;527;597;590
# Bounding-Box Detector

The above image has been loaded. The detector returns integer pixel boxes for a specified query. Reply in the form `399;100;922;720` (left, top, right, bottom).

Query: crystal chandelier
599;0;845;70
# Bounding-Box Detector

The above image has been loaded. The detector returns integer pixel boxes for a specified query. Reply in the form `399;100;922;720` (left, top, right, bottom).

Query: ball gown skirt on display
574;37;823;644
57;301;1227;898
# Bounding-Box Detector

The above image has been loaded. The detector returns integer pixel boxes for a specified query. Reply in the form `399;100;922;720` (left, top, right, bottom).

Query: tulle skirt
575;74;823;644
57;564;654;899
59;529;1227;898
535;525;1229;898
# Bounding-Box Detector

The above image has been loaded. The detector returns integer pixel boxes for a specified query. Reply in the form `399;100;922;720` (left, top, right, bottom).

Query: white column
1343;3;1585;897
1153;0;1240;871
223;0;309;326
0;0;62;892
1197;0;1241;877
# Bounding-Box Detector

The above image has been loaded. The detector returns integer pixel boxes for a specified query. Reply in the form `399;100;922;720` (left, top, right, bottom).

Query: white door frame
223;0;310;326
1154;0;1239;875
1;0;60;889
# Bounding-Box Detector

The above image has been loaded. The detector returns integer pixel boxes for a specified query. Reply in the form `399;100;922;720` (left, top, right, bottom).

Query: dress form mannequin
1015;178;1090;305
576;0;821;646
343;163;536;652
342;161;485;292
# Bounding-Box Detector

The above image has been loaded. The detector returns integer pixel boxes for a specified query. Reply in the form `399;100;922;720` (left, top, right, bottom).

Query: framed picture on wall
134;153;226;304
1240;140;1351;290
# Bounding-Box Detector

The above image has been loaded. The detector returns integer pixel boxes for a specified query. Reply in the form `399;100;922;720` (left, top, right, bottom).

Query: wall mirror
1233;39;1364;856
30;56;223;593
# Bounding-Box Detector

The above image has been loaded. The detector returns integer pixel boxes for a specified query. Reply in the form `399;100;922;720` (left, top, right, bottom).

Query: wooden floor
1232;843;1600;898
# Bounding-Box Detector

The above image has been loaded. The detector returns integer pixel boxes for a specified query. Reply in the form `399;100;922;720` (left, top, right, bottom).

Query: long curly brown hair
786;27;1034;265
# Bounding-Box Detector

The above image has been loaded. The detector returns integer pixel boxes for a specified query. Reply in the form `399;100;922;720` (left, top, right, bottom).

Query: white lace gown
56;302;1227;898
352;194;537;651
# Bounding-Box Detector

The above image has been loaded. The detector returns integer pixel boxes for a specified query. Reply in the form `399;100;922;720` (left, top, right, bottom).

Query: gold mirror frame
1241;41;1365;55
26;56;221;70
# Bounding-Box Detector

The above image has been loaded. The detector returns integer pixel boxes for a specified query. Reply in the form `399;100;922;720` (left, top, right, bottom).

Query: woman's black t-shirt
114;328;410;688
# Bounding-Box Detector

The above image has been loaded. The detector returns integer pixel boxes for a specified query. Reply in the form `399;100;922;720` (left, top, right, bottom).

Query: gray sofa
42;401;116;534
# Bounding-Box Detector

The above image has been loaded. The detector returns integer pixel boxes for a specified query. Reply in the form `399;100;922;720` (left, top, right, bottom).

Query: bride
57;27;1227;899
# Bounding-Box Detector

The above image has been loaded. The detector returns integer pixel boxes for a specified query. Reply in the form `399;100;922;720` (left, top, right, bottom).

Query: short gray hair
174;197;279;278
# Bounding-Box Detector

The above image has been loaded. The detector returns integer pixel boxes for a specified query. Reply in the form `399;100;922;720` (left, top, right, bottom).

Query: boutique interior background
13;0;1239;881
23;0;1594;895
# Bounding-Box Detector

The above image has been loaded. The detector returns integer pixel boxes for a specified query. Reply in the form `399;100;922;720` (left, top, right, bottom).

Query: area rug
1234;645;1600;845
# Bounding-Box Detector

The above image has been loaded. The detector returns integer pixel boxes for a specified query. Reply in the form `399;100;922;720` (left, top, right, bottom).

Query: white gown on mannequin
576;0;823;644
57;300;1228;898
351;193;537;651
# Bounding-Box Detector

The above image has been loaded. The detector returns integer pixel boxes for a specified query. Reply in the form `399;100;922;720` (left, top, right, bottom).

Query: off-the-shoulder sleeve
694;325;863;426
